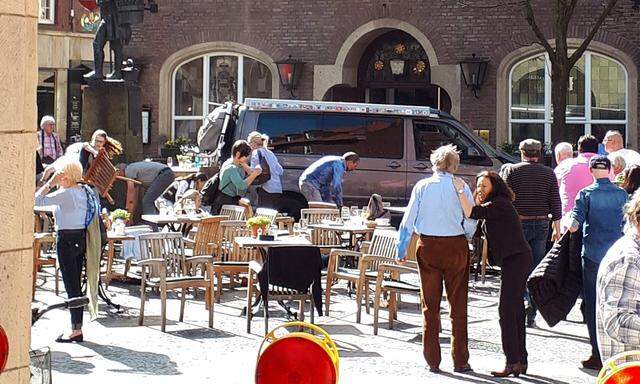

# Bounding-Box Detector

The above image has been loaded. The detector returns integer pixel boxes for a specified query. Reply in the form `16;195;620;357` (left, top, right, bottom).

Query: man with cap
299;152;360;208
247;131;283;210
501;138;562;327
569;155;628;371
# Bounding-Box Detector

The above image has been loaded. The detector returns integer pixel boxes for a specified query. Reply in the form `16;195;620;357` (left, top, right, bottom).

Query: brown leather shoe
581;355;603;370
454;364;473;373
491;363;521;377
428;366;441;374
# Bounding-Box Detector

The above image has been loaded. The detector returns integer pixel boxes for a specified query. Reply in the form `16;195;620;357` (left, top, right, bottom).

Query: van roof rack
244;98;440;118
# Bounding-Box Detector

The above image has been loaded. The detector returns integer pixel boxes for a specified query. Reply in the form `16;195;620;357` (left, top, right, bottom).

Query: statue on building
83;0;156;82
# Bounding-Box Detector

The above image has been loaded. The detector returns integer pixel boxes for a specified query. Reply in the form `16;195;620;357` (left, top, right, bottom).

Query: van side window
413;121;492;166
321;115;403;159
257;112;322;155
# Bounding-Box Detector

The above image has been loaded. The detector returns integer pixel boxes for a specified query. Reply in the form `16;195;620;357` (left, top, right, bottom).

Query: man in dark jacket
568;156;628;371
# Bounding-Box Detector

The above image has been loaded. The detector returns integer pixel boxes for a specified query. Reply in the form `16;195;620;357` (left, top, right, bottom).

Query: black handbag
251;150;271;185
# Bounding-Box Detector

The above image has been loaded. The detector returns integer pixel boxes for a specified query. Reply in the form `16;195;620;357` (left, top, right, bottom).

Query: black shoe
526;317;536;328
55;333;83;343
428;366;441;373
454;364;473;373
581;355;602;370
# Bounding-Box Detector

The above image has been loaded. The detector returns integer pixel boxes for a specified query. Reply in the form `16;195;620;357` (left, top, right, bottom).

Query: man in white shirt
604;130;640;167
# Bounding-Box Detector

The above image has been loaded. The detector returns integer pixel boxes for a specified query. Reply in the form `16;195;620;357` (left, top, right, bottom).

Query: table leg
105;240;115;288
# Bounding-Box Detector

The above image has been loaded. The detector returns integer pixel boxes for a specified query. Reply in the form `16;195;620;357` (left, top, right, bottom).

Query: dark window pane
511;123;544;146
174;119;201;143
560;124;585;147
592;124;626;144
566;57;585;118
511;56;545;119
174;58;203;116
209;56;238;104
591;56;626;120
414;121;490;165
318;115;403;158
257;112;322;155
243;57;272;100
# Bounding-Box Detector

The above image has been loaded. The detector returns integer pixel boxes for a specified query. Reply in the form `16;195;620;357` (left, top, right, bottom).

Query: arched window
509;52;627;146
172;53;273;140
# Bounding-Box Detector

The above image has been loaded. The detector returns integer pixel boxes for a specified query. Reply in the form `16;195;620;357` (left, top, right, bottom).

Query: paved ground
30;266;601;384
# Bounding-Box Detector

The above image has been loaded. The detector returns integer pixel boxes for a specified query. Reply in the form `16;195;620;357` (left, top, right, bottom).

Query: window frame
508;51;628;145
171;52;274;140
39;0;55;24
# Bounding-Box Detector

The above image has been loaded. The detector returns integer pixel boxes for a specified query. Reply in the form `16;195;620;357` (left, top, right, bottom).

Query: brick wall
123;0;640;154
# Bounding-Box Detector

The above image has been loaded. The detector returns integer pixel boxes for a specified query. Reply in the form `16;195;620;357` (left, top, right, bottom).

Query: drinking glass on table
350;206;359;217
167;157;173;167
299;218;308;230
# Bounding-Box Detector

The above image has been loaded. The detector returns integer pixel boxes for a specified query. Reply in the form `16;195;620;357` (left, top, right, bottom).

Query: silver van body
211;98;514;216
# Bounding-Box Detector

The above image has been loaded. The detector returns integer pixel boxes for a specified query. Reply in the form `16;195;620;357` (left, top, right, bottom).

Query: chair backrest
83;149;117;201
217;220;255;262
365;229;399;271
307;201;338;209
192;215;225;256
300;208;340;224
220;205;247;221
264;246;322;292
255;208;279;225
138;232;186;278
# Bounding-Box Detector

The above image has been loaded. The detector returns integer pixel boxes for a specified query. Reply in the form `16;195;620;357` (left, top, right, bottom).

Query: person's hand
50;171;63;187
251;167;262;176
551;227;562;242
568;226;578;233
453;177;466;192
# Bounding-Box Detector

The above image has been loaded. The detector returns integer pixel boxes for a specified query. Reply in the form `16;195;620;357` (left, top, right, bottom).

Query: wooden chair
219;205;247;221
373;261;420;335
184;216;225;257
32;212;58;299
211;220;257;303
325;229;399;322
238;198;253;218
246;246;322;334
308;201;338;209
300;208;343;251
254;208;279;225
137;232;214;332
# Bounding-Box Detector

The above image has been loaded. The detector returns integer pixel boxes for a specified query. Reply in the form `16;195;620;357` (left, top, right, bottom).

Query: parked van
201;98;514;217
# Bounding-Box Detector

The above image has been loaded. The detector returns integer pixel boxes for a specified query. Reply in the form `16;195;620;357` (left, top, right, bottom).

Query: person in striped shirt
500;139;562;328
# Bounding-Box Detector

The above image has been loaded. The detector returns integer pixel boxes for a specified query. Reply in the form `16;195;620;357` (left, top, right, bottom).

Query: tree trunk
550;61;570;145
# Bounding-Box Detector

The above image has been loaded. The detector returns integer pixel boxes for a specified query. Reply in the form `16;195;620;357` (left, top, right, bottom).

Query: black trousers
257;188;281;210
211;193;241;215
57;230;87;330
499;251;532;364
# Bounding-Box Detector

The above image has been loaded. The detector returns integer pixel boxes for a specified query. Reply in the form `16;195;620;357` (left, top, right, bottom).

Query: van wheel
279;192;308;221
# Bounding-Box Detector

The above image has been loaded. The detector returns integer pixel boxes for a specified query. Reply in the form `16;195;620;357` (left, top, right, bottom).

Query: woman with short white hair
35;158;101;343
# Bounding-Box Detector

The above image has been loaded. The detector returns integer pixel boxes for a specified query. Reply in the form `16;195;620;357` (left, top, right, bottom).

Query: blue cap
590;155;611;170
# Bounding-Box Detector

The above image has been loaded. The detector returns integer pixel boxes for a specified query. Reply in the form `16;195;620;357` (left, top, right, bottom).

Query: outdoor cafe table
308;222;376;250
103;231;135;287
141;213;211;233
234;235;313;316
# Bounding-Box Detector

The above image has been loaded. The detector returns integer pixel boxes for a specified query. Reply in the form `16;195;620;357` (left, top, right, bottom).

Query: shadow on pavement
332;339;382;358
51;351;95;375
439;370;573;384
79;341;181;375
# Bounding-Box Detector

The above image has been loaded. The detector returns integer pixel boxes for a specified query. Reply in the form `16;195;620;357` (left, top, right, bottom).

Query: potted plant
109;209;130;235
246;216;272;238
161;136;191;162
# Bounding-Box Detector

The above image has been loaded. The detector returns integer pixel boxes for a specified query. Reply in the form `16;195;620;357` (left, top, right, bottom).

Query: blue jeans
583;258;601;360
522;219;549;319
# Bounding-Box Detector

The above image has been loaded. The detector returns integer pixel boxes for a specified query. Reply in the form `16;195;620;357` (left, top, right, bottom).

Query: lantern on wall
275;55;305;98
459;53;490;98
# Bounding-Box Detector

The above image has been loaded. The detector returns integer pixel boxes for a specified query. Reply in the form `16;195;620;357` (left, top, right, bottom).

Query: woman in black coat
453;171;532;377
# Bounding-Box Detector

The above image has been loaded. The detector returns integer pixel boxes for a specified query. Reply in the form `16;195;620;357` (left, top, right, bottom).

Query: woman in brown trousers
453;171;532;377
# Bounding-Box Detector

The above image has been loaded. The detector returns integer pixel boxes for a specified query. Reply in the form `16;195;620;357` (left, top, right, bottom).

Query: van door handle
387;161;402;169
413;162;429;170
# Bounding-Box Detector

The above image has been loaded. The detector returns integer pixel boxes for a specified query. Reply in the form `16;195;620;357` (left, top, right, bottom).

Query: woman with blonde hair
35;158;102;342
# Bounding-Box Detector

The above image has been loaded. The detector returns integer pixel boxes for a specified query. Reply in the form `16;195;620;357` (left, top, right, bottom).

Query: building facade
37;0;101;142
121;1;639;157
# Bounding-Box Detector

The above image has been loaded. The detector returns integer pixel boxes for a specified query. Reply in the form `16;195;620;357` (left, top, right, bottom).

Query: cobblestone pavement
31;267;600;384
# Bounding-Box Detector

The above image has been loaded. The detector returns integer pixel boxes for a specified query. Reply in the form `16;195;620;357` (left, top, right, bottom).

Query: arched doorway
325;30;451;112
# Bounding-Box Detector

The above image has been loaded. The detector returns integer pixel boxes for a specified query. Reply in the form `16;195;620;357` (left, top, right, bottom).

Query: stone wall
0;1;38;383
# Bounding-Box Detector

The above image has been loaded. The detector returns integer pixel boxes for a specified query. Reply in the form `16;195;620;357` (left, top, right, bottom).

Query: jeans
583;258;601;360
57;230;87;330
299;181;323;203
143;168;175;215
522;219;549;320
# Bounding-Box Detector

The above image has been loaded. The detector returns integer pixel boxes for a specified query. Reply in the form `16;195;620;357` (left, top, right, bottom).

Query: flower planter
112;218;126;235
250;225;268;238
160;148;181;164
